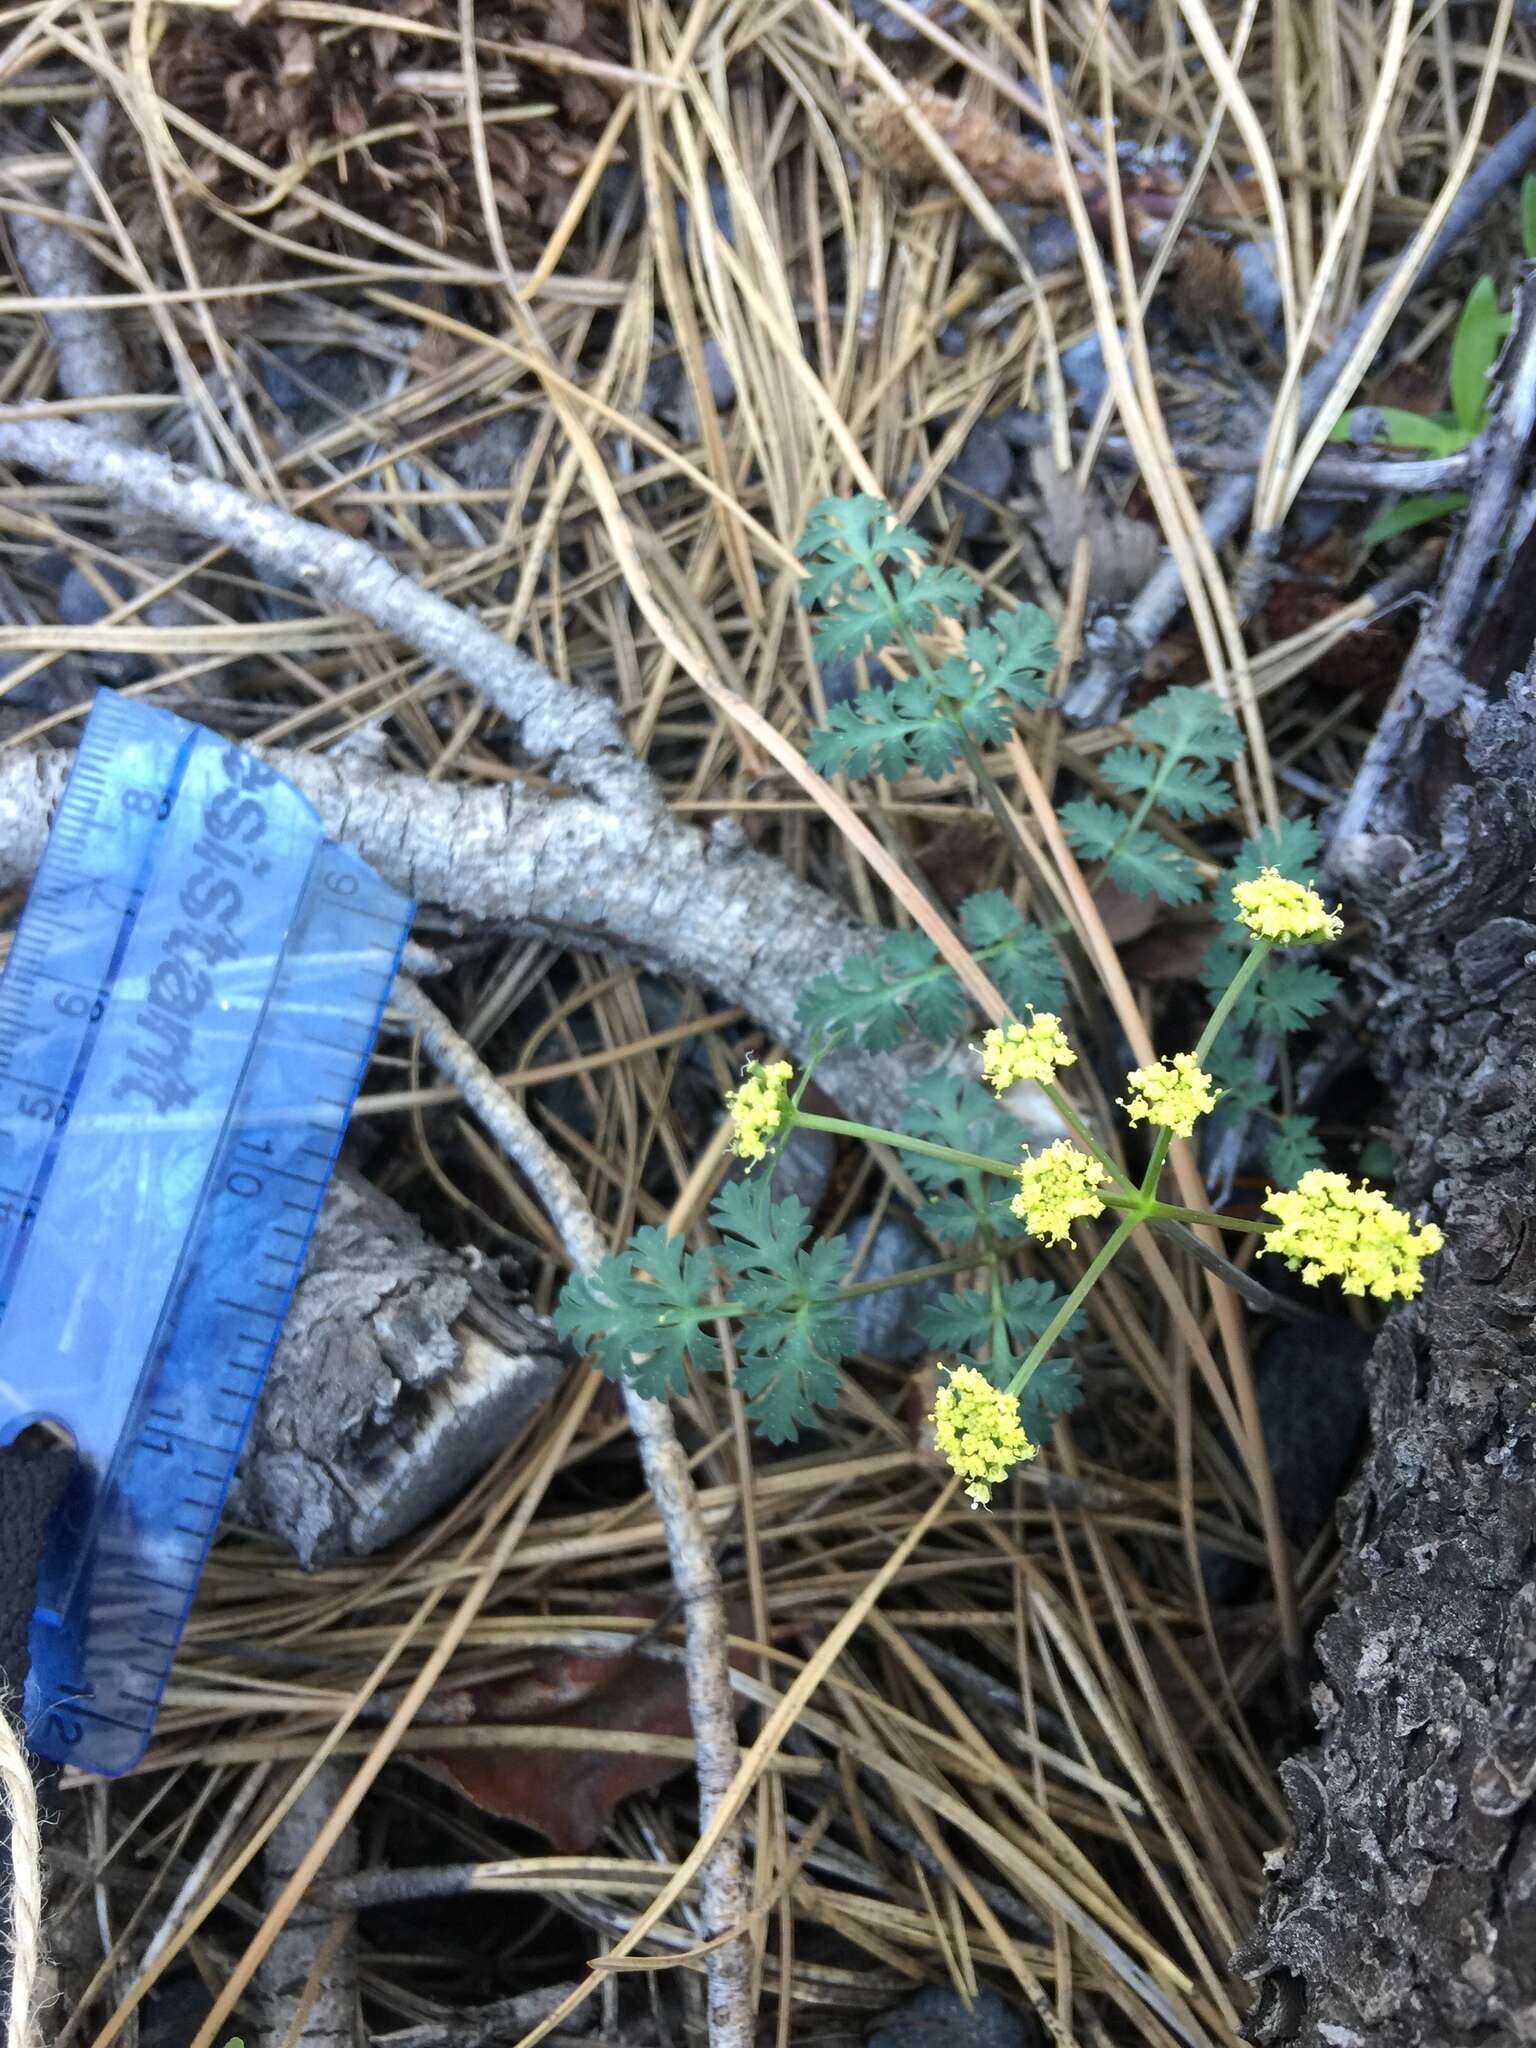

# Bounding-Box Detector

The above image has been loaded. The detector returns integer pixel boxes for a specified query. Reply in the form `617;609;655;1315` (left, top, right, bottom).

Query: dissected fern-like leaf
710;1180;851;1442
554;1227;720;1402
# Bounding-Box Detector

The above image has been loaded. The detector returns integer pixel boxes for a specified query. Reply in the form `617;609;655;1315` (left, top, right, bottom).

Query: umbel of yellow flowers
1263;1170;1443;1301
724;1059;793;1163
1232;866;1344;945
1011;1139;1107;1246
929;1363;1036;1507
1120;1052;1220;1140
980;1011;1076;1092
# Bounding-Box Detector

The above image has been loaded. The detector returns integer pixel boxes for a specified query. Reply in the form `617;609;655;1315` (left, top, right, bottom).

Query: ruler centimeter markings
0;692;411;1775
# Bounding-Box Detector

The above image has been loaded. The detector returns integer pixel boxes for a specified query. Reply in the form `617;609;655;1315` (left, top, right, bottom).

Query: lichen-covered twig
392;978;753;2048
0;416;640;801
257;1763;359;2048
7;105;140;447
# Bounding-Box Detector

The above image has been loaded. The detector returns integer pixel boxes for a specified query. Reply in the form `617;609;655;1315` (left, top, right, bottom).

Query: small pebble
1026;214;1079;274
851;0;965;36
846;1214;945;1363
869;1983;1036;2048
1060;331;1119;418
58;562;148;687
816;655;861;708
942;418;1013;539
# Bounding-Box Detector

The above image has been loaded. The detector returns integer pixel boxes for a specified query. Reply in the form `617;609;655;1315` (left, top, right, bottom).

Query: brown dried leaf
423;1599;751;1852
1027;446;1162;607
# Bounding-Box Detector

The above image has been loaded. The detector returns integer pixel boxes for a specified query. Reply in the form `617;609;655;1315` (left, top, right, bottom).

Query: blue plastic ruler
0;692;411;1775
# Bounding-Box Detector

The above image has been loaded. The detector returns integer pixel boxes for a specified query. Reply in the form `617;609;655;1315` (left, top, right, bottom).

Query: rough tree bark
1238;685;1536;2043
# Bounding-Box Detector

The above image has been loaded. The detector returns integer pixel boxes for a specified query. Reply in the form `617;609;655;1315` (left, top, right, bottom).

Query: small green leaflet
1061;687;1238;905
554;1184;854;1440
797;928;966;1052
806;627;1052;782
1363;490;1467;546
797;892;1063;1051
1017;1356;1083;1447
711;1179;851;1443
1449;275;1504;436
1124;685;1243;766
959;891;1066;1015
1267;1114;1326;1188
1230;817;1323;882
553;1226;721;1402
1059;798;1203;905
918;1275;1082;1374
1256;959;1338;1034
901;1074;1025;1243
799;497;1054;783
796;493;977;665
1205;1041;1276;1128
1099;746;1231;823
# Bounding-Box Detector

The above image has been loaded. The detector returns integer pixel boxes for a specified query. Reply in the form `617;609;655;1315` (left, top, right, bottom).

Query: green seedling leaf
1450;274;1501;435
1363;489;1468;546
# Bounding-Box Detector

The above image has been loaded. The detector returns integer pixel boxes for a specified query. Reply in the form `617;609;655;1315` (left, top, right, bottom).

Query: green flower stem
1196;937;1271;1064
1144;1200;1268;1234
702;1248;997;1324
839;1250;996;1301
792;1109;1016;1180
794;1105;1135;1198
1092;769;1171;897
1040;1080;1134;1188
1136;939;1272;1201
1137;1126;1176;1201
1004;1213;1138;1401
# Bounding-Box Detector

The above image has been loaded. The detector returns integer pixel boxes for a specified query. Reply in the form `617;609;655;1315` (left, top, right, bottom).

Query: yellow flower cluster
1011;1140;1107;1247
930;1363;1037;1508
1232;867;1344;946
1120;1052;1220;1140
725;1059;793;1163
1262;1169;1443;1301
980;1011;1077;1095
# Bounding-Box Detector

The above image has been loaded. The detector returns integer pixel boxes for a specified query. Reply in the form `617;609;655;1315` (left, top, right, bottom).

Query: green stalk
1195;937;1271;1065
702;1247;997;1324
1005;1213;1137;1400
793;1109;1017;1180
1040;1078;1134;1188
1137;939;1272;1201
1144;1201;1267;1234
1090;767;1168;898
